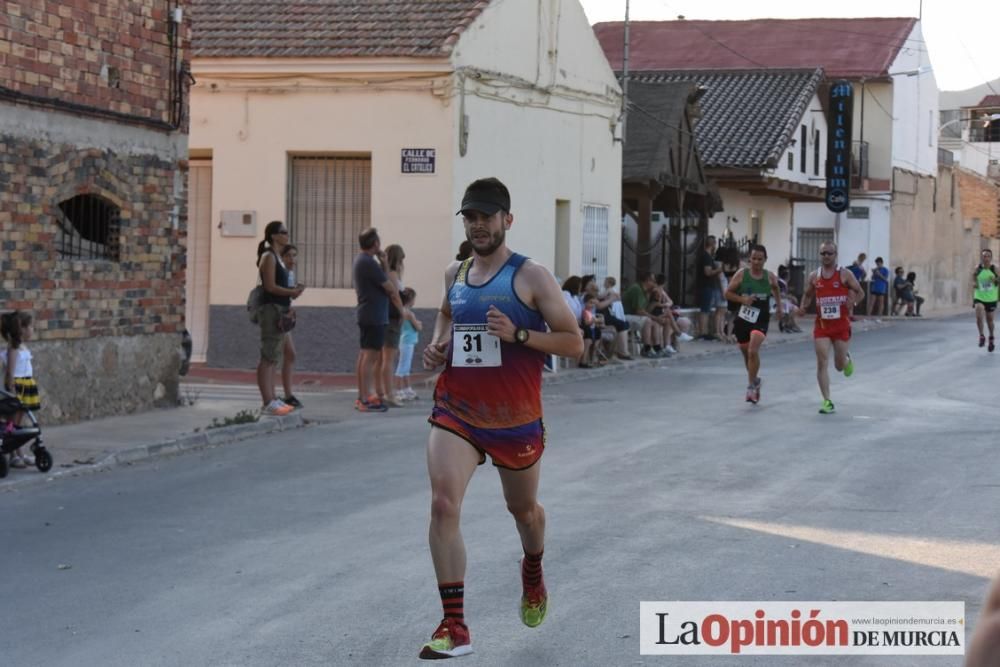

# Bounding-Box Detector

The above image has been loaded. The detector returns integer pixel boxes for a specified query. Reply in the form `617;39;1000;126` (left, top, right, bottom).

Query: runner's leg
747;330;764;383
427;428;481;584
498;462;545;557
815;337;832;401
976;303;986;337
832;338;850;371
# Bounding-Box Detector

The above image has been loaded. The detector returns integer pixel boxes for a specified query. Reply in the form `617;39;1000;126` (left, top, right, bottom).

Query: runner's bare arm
769;272;784;317
798;273;817;314
724;269;747;305
422;262;461;370
491;261;583;359
842;269;864;307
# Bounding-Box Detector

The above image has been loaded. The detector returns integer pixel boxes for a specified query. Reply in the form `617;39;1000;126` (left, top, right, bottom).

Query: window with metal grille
56;194;121;260
287;156;371;289
582;205;609;280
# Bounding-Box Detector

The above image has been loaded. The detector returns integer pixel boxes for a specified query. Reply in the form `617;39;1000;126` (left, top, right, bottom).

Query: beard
467;227;505;257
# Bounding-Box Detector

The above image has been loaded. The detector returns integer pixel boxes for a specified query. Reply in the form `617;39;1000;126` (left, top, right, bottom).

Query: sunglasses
819;251;835;256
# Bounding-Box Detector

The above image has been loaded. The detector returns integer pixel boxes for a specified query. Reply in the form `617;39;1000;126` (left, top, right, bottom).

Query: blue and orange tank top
434;253;546;429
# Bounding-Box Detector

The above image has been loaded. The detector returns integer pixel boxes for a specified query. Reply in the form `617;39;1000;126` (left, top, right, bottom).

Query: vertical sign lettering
825;80;854;213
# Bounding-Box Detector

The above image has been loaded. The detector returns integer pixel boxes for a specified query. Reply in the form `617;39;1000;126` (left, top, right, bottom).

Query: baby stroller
0;388;52;477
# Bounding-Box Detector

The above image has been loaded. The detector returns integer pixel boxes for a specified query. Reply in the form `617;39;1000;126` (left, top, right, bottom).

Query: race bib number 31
452;324;502;367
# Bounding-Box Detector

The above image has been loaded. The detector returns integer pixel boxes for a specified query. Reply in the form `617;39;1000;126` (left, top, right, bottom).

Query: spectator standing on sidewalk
697;236;723;339
867;257;890;317
353;227;404;413
394;287;423;402
381;244;407;407
278;244;304;409
255;221;303;416
848;253;868;318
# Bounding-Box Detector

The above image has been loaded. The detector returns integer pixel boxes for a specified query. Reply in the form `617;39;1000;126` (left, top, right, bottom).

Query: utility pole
620;0;631;144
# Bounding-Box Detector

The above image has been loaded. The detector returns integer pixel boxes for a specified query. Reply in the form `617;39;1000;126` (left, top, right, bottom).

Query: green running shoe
419;618;473;660
843;356;854;377
520;583;548;628
818;399;836;414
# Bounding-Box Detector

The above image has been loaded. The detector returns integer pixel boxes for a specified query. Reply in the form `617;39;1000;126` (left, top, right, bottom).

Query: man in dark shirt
353;227;404;412
697;235;722;339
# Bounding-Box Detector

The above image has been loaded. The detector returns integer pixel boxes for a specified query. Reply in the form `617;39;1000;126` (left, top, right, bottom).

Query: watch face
517;328;529;343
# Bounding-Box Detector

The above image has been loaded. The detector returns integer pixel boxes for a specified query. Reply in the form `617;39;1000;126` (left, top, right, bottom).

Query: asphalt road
3;317;998;667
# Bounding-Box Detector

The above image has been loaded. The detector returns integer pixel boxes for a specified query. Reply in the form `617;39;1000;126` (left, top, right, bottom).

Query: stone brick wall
890;166;978;310
0;1;190;423
0;0;187;127
956;168;1000;239
0;134;186;341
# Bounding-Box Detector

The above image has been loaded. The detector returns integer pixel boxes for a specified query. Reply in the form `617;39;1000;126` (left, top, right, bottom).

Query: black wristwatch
514;328;530;345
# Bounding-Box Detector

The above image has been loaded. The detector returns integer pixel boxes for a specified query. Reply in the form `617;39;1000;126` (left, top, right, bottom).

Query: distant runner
973;248;998;352
724;245;782;404
798;242;864;414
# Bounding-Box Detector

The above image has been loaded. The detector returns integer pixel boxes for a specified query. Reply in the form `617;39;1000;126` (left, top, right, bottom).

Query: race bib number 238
452;324;502;367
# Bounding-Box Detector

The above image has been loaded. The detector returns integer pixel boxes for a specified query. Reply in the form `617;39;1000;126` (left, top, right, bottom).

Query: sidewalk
0;312;923;491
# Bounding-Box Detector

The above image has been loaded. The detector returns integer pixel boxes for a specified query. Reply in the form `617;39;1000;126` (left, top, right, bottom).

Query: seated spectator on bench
585;275;632;360
776;265;803;333
651;273;694;349
578;292;607;368
892;266;915;316
906;271;924;316
622;272;667;358
561;275;583;321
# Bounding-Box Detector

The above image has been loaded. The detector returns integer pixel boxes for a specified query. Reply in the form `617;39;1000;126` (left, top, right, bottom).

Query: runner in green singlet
973;248;999;352
724;245;783;404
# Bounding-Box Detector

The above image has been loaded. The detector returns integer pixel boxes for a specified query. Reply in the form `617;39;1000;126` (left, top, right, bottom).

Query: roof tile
629;69;824;169
595;18;917;80
191;0;490;58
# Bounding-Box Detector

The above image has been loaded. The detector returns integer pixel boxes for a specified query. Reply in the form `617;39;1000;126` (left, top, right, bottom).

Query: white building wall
709;190;794;267
452;0;622;280
859;81;895;182
889;22;939;177
770;93;829;187
189;80;455;310
794;199;891;267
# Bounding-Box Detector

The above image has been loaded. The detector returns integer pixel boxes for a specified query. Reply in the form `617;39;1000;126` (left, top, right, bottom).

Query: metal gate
287;156;371;289
795;228;835;277
582;205;609;280
621;217;706;307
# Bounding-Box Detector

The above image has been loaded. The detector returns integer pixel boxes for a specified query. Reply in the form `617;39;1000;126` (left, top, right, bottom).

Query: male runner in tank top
972;248;999;352
797;242;864;414
418;178;583;659
724;245;783;404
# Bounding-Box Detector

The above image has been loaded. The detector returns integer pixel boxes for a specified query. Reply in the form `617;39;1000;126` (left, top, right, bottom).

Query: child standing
394;288;423;401
278;244;303;409
1;311;38;468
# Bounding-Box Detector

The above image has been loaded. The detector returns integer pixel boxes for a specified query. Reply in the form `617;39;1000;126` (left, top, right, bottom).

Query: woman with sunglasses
255;220;305;416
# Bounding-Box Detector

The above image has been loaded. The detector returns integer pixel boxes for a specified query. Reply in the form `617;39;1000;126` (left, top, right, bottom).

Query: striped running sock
522;551;544;589
438;581;465;623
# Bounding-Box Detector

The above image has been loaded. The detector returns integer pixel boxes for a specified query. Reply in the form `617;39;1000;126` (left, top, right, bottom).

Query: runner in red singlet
798;242;864;414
